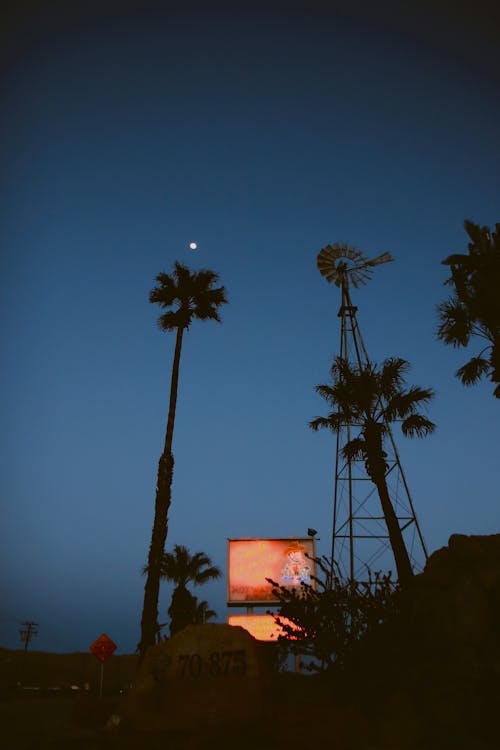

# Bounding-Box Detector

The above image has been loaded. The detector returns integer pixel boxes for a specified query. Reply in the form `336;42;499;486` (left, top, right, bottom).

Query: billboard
228;614;299;642
227;538;316;606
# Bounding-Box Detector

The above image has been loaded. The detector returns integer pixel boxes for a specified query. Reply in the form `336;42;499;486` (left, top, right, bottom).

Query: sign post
89;633;117;698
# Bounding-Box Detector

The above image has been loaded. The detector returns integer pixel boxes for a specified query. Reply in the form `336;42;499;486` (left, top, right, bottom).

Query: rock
120;624;269;731
395;533;500;747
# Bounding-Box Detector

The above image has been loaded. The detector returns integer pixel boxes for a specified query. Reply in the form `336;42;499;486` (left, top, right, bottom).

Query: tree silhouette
193;599;217;625
160;545;221;635
437;220;500;397
310;357;435;585
268;556;400;673
139;263;227;658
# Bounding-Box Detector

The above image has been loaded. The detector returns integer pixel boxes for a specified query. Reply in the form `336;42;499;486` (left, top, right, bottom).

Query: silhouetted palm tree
194;599;217;625
139;263;227;658
160;545;221;635
310;357;435;585
437;220;500;397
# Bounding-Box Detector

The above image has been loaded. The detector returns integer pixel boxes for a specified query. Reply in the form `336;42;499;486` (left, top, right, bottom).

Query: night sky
1;1;499;653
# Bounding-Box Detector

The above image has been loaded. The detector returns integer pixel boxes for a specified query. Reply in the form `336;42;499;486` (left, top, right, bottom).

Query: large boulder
120;624;270;731
408;533;500;678
363;533;500;749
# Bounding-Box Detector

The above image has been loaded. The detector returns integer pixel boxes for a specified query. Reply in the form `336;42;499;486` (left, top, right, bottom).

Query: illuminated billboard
227;538;316;605
228;614;299;642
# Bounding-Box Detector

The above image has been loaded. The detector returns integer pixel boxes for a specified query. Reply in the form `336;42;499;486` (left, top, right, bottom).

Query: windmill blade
317;244;343;283
365;251;394;267
317;244;369;283
317;243;391;288
350;266;373;287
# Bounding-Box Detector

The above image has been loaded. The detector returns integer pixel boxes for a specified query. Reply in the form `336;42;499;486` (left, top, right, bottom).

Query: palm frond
318;359;379;418
315;383;358;414
355;366;379;412
379;358;409;396
342;436;367;462
193;268;221;288
437;221;500;396
401;414;436;438
384;386;435;421
309;414;344;432
437;298;472;347
464;219;492;253
149;272;179;307
158;309;191;330
193;565;222;585
159;545;191;584
441;252;472;269
329;356;353;382
314;384;337;401
456;356;491;386
173;262;194;295
490;344;500;384
189;551;212;568
192;292;227;322
160;546;221;587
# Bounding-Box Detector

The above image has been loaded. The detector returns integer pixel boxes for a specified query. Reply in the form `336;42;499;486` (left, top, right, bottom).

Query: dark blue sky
1;1;499;653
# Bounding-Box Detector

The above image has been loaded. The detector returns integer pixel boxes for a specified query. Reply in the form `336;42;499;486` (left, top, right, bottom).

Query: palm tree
193;599;217;625
160;545;221;635
437;220;500;397
310;357;435;585
139;263;227;658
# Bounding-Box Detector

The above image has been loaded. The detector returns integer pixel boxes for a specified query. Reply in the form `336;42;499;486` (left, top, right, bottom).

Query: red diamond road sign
89;633;117;662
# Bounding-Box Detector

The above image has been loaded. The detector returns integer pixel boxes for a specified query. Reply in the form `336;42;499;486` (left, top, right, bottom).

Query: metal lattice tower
317;243;428;582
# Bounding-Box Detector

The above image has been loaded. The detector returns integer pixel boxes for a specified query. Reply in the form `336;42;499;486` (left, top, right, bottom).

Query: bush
267;556;400;674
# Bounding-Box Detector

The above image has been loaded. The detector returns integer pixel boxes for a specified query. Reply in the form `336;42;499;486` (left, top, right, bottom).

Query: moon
189;242;198;250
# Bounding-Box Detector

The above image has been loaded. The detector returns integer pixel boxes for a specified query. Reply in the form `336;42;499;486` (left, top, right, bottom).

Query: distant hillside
0;648;138;694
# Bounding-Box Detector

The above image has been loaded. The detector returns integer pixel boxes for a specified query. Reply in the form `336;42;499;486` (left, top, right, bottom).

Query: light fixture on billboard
307;528;318;538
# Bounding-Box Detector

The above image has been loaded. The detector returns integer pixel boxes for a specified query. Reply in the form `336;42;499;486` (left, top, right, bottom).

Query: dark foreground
1;649;359;750
1;678;363;750
2;669;499;750
2;533;499;748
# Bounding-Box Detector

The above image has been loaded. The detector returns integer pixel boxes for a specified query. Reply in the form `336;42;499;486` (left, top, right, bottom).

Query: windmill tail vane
366;251;394;267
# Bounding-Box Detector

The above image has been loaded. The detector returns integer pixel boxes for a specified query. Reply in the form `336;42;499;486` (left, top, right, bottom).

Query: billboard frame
227;537;316;608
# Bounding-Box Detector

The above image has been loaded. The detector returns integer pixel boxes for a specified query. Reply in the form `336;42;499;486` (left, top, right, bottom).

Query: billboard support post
227;538;317;650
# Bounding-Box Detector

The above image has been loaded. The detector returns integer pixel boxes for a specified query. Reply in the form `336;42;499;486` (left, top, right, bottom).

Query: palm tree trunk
373;472;414;585
363;428;414;586
139;326;184;660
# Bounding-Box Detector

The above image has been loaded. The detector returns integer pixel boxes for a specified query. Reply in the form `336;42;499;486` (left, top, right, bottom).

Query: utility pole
20;621;39;654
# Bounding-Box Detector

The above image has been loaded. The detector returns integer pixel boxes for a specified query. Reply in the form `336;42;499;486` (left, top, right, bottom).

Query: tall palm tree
160;545;221;635
310;357;435;585
139;263;227;658
437;220;500;397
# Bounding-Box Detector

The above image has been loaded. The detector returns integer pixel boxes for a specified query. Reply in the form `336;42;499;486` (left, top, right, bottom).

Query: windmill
316;243;428;582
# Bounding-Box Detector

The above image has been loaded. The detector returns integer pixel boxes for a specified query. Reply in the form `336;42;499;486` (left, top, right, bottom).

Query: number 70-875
176;650;247;678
